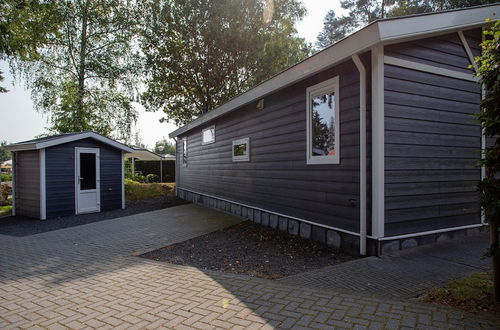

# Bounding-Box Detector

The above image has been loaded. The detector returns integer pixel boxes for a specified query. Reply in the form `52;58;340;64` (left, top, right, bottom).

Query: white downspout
352;54;367;256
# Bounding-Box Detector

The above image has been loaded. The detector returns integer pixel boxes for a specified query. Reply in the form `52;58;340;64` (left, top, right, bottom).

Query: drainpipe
352;54;367;256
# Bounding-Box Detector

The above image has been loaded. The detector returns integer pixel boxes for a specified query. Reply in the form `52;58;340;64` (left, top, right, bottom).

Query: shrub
0;184;12;206
0;173;12;182
125;181;175;201
146;174;160;183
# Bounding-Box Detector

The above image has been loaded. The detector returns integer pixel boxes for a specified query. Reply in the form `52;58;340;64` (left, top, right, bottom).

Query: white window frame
232;137;250;162
202;125;216;145
182;137;188;167
306;76;340;165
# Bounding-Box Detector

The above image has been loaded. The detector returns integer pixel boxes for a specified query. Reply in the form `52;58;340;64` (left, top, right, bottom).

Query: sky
0;0;343;148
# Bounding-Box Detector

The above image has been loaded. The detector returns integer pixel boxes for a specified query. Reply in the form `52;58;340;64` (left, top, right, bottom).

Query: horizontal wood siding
15;151;40;218
385;30;478;74
178;59;364;232
45;138;122;218
384;29;482;235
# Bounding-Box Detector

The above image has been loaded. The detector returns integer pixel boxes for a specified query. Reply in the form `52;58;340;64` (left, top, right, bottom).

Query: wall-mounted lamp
256;98;265;110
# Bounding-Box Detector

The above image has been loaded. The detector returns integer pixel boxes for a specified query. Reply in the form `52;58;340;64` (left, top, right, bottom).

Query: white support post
40;148;46;220
160;158;163;183
372;45;385;238
352;53;367;256
121;151;125;209
132;157;135;177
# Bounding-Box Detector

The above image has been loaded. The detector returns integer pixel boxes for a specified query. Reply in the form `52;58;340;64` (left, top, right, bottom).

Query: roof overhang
125;149;165;161
169;4;499;138
5;132;134;152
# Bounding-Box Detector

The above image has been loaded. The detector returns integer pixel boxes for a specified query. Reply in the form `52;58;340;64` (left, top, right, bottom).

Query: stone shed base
177;188;485;256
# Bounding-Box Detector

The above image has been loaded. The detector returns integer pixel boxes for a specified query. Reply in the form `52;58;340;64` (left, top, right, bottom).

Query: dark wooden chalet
170;5;499;255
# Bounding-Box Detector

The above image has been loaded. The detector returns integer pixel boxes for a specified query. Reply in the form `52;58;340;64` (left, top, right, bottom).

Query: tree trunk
492;221;500;302
76;0;89;131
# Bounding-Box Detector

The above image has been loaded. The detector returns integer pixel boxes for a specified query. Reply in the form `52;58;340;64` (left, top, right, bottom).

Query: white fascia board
4;143;37;152
6;132;134;152
36;132;134;152
378;4;499;43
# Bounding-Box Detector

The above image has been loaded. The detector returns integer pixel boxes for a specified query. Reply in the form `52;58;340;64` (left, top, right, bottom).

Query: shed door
76;148;100;214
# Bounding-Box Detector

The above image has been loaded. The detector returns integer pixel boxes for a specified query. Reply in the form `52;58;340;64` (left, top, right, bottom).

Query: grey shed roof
5;131;134;152
169;4;499;138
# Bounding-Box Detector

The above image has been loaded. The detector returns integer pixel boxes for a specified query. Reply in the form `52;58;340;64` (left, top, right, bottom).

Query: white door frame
75;147;101;214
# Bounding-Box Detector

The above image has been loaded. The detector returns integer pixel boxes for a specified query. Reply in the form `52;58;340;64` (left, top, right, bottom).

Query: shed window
182;137;187;166
232;138;250;162
306;76;340;165
202;126;215;144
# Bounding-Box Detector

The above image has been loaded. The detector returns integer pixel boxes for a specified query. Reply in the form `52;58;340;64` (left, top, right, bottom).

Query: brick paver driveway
1;204;499;329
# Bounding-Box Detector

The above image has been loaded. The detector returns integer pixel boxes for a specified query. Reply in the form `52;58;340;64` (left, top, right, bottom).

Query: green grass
0;205;12;217
423;272;499;313
125;180;175;201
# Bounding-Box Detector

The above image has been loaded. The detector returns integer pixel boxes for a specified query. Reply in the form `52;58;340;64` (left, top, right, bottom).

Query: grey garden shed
169;4;499;256
5;132;133;220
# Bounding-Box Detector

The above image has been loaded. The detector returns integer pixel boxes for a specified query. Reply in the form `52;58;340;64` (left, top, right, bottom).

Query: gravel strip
141;220;356;279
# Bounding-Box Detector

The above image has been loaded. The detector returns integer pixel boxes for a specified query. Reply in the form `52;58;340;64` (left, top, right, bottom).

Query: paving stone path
1;204;499;329
279;234;491;300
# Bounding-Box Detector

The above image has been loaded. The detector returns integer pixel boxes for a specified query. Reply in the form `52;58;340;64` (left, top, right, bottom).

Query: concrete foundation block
437;232;451;242
270;214;278;229
381;241;400;255
312;226;326;243
254;210;262;224
401;238;418;249
279;217;288;232
241;207;248;218
261;212;269;226
300;223;311;239
288;220;299;236
248;209;254;221
326;230;341;248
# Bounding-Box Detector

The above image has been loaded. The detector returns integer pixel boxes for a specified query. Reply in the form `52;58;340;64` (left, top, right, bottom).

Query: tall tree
316;0;498;48
0;141;11;162
0;0;60;92
15;0;142;140
476;19;500;302
140;0;310;126
154;139;176;156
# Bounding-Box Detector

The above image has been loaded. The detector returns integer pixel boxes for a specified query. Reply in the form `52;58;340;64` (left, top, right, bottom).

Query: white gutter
352;54;367;256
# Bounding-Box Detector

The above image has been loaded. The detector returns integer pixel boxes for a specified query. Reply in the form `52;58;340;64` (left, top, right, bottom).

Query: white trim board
371;45;385;238
384;56;479;82
121;151;125;209
39;148;46;220
6;131;133;152
11;152;16;216
457;31;479;72
379;223;484;241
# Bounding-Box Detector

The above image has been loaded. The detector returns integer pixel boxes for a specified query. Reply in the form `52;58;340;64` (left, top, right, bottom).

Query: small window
182;137;187;166
306;76;340;165
202;126;215;145
232;138;250;162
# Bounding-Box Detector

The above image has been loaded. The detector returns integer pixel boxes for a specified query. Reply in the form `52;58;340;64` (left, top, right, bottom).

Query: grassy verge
125;180;175;201
423;272;499;314
0;205;12;217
